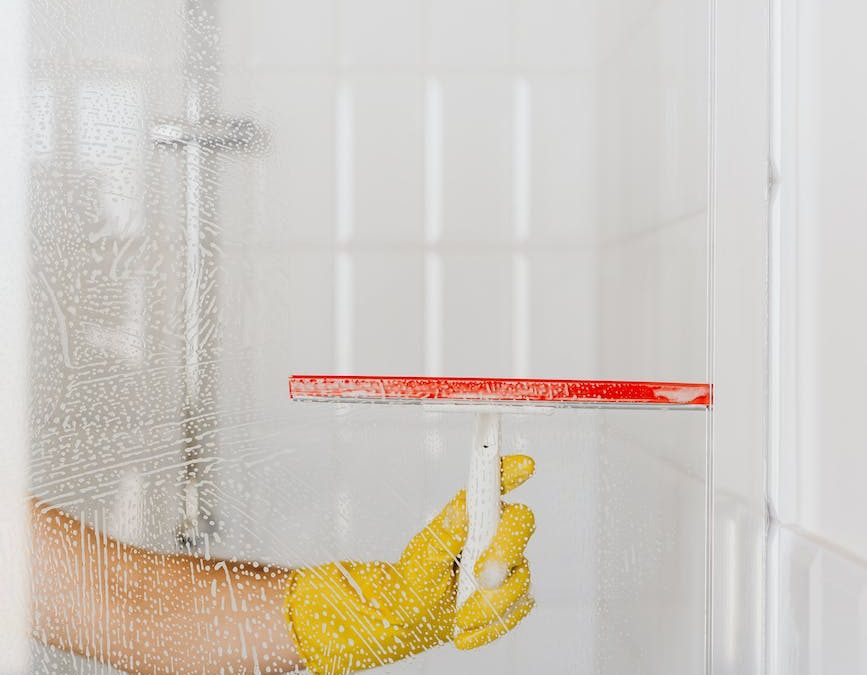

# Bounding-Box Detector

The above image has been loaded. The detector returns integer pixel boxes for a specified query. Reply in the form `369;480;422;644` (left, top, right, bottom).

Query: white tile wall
216;245;335;415
249;0;335;67
219;1;253;68
594;0;664;65
775;527;867;675
440;252;513;375
766;3;867;670
595;413;707;674
526;74;597;242
599;214;706;382
427;0;511;67
350;75;424;241
595;0;707;240
526;250;599;378
515;0;596;69
285;252;337;373
219;0;710;385
351;251;425;373
338;0;422;67
222;72;336;245
440;76;513;243
776;0;867;562
65;1;182;69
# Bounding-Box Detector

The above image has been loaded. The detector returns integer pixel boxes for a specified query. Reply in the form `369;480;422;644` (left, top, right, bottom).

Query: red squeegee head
288;375;711;407
286;373;711;620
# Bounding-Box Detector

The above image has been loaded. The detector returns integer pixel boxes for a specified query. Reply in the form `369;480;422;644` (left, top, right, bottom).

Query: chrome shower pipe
153;1;267;550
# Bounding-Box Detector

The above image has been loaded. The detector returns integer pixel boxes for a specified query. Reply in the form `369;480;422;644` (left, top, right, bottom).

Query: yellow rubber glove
284;454;536;675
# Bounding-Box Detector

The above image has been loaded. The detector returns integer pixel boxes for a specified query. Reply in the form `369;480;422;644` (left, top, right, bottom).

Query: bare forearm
30;499;301;673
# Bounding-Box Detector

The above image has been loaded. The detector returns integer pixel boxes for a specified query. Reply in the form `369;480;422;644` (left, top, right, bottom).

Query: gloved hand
284;454;536;675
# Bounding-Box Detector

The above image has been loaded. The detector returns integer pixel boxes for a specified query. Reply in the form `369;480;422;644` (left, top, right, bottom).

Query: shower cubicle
0;0;770;673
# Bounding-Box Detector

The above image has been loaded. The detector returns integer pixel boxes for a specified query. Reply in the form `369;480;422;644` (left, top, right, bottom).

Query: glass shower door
18;0;713;673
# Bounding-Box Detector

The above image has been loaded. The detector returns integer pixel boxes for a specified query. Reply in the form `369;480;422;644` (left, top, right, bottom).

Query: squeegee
288;375;711;612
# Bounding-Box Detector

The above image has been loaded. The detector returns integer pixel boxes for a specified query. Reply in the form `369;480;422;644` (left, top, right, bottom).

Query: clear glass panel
22;0;711;673
32;401;707;674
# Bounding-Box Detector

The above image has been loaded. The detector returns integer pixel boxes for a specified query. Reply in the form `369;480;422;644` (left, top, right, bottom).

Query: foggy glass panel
24;0;711;673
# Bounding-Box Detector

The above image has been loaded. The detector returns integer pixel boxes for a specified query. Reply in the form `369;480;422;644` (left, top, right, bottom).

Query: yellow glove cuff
284;560;449;675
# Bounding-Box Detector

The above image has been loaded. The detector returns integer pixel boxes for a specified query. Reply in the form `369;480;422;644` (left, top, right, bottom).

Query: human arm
30;453;535;675
29;498;301;674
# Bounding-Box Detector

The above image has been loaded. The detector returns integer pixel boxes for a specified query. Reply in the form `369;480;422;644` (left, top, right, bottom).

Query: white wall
772;0;867;672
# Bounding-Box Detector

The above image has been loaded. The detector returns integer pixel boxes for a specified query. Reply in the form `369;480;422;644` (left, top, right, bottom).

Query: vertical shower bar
177;0;221;549
154;3;266;549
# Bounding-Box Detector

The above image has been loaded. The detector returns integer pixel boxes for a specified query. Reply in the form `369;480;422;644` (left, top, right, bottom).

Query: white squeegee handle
456;412;502;609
